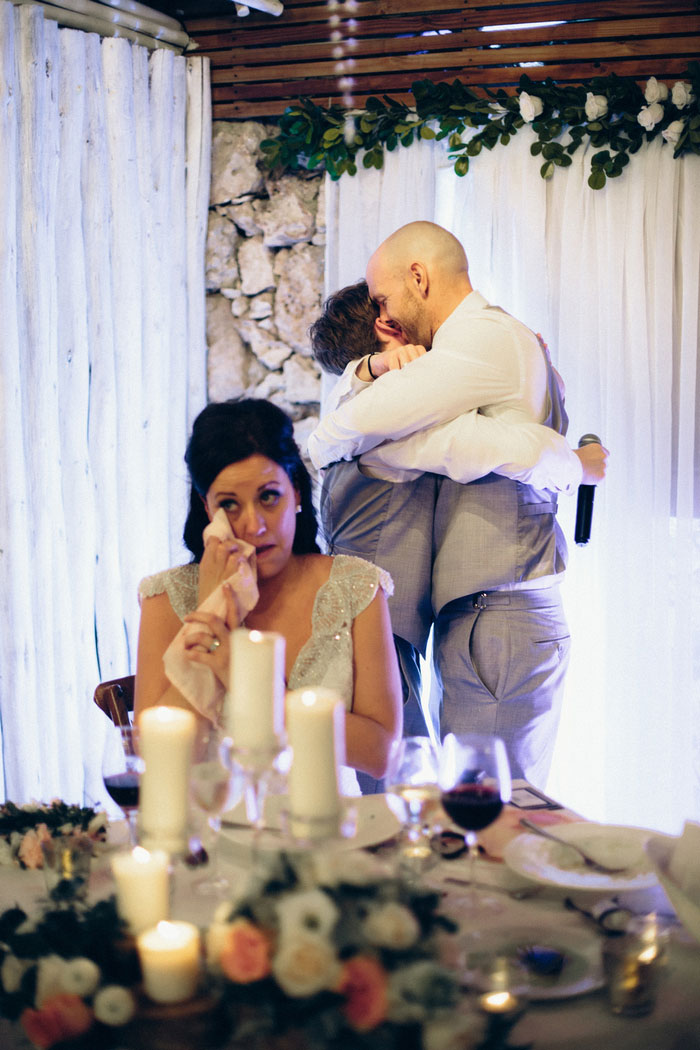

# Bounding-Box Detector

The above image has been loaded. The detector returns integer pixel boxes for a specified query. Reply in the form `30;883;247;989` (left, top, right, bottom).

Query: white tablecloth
2;803;700;1050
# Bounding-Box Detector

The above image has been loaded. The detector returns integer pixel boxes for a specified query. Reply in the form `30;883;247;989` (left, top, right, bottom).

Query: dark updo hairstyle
183;398;320;560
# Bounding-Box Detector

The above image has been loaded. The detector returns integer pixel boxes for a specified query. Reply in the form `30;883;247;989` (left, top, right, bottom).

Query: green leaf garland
260;63;700;189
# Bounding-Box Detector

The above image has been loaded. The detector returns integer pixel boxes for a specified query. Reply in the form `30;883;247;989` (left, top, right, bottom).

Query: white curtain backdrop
0;2;210;806
325;130;700;834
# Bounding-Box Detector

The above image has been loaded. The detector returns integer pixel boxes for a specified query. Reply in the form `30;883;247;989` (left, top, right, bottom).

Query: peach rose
337;955;388;1032
21;993;93;1049
18;829;44;869
219;918;271;984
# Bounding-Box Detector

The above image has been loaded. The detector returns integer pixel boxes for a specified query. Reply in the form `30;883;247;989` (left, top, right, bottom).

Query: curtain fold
326;129;700;832
0;1;210;805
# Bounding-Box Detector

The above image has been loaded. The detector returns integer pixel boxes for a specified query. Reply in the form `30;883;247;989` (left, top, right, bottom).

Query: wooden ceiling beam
200;17;695;67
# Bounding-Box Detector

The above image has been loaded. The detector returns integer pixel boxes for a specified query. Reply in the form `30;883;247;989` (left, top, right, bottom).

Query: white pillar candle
138;707;196;854
111;847;170;934
224;629;285;751
137;920;201;1004
285;687;344;838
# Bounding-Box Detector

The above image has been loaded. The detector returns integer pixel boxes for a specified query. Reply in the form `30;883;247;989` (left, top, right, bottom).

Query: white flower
87;812;108;836
637;102;664;131
662;119;685;147
363;902;420;950
35;954;69;1007
1;954;30;994
518;92;543;123
672;81;693;109
276;889;339;941
22;803;40;813
93;985;136;1026
584;92;608;121
272;934;340;998
59;957;101;997
644;77;669;103
205;920;232;974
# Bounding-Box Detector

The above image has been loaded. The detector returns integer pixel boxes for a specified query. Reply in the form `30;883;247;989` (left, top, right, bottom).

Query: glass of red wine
102;723;143;845
439;732;511;912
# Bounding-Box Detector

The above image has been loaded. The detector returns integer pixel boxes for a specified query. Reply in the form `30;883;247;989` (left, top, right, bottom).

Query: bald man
309;223;605;787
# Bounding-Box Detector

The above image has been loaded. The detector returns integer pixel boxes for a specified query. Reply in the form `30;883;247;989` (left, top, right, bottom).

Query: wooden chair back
93;675;135;727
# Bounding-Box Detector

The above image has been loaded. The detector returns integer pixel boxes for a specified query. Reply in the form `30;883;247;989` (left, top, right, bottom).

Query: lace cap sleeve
137;563;199;622
325;555;394;620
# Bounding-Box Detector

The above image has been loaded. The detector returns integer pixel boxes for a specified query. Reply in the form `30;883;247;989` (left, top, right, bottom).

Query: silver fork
519;819;628;874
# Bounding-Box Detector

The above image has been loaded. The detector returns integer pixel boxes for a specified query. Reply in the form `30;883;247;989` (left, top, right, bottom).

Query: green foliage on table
260;62;700;189
0;800;105;837
0;897;136;1022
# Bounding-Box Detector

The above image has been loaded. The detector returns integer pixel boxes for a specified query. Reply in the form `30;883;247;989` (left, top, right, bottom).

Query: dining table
1;786;699;1050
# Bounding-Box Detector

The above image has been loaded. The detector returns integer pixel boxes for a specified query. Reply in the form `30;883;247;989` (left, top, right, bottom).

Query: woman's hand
182;583;243;690
197;536;256;605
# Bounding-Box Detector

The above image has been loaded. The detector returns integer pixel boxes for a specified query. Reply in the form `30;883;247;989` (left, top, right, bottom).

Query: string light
327;0;357;140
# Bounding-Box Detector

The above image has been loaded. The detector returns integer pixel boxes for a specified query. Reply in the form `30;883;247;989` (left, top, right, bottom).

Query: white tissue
163;510;258;724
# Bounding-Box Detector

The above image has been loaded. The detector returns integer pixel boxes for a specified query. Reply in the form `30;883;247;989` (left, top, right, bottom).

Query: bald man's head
366;222;472;346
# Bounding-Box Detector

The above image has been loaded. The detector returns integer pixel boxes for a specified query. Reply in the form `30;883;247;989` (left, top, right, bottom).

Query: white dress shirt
307;291;582;494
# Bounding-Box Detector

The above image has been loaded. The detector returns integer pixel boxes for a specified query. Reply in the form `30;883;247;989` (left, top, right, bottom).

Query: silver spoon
519;819;628;874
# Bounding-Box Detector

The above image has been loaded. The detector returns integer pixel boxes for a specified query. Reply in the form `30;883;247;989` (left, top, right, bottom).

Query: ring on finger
208;638;221;653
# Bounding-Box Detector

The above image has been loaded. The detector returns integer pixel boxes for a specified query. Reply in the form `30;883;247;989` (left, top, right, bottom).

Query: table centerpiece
0;845;470;1050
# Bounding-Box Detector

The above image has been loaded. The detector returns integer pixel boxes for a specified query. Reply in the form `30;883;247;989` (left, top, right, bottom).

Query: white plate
220;794;401;852
461;924;604;1001
503;822;658;892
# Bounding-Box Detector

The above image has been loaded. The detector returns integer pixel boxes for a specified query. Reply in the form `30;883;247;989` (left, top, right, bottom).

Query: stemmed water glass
386;736;443;878
439;732;511;911
189;728;238;897
102;722;143;845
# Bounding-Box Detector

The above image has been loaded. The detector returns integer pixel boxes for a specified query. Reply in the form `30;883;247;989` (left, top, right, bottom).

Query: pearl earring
296;504;302;514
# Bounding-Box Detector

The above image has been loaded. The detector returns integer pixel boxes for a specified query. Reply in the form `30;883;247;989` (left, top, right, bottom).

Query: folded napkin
163;509;259;725
669;819;700;899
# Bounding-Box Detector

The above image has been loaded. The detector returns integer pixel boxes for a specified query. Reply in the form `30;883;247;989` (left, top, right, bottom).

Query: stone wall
205;120;325;453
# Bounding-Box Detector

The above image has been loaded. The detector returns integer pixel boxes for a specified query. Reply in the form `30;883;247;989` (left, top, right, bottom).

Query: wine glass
189;728;237;897
439;732;511;911
102;722;143;845
386;736;443;878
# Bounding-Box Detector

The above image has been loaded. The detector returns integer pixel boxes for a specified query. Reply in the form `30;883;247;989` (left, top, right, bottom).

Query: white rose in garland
645;76;669;103
518;91;543;122
662;120;685;147
672;81;694;109
637;102;664;130
585;92;608;121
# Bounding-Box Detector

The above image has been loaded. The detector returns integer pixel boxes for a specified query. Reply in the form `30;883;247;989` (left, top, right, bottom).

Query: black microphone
574;434;601;546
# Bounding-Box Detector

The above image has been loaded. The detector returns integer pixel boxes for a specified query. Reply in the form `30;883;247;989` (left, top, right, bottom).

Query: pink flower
18;830;44;870
219;919;271;984
21;993;93;1049
336;955;389;1032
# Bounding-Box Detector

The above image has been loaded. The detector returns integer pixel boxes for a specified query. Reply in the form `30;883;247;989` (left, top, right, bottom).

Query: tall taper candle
138;707;196;854
224;629;285;751
286;687;344;839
